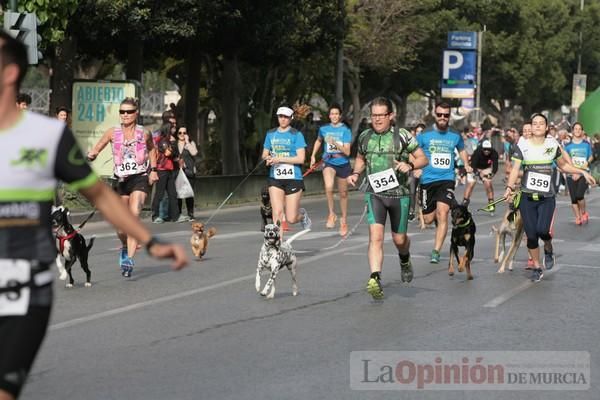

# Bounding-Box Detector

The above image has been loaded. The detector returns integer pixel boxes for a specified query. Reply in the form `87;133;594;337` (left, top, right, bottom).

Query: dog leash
303;160;324;177
205;159;266;225
318;204;368;251
477;190;522;212
77;209;97;230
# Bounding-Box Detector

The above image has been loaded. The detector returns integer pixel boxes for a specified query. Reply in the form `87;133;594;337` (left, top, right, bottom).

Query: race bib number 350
526;171;551;192
368;168;399;193
274;163;295;180
0;259;31;316
431;153;452;169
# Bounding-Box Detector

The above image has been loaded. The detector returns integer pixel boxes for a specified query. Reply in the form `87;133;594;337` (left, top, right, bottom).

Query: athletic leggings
519;195;555;249
566;176;588;204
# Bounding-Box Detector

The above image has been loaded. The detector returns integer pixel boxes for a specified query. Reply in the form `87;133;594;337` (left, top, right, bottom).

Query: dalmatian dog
255;221;310;299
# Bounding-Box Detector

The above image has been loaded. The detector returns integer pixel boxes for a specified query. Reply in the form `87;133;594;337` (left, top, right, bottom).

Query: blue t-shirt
564;140;593;171
318;123;352;166
417;126;464;184
263;128;307;180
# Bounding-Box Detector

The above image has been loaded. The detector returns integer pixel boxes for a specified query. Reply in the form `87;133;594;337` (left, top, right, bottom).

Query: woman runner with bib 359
504;113;596;282
261;106;311;232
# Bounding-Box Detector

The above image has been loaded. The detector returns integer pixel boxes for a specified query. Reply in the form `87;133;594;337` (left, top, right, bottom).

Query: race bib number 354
0;259;31;316
368;168;399;193
431;153;452;169
274;163;295;180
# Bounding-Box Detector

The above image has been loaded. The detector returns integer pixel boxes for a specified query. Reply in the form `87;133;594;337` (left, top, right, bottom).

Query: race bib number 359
274;163;295;180
0;259;31;316
526;171;551;192
368;168;399;193
431;153;452;169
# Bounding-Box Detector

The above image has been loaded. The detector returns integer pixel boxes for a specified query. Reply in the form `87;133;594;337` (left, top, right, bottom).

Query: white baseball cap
482;140;492;149
276;106;294;117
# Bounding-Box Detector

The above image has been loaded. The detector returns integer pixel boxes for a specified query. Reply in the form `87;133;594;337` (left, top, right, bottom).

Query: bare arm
459;149;473;173
347;153;366;187
145;131;159;184
267;148;305;166
186;140;198;156
310;137;323;167
557;149;596;185
79;181;188;269
87;128;114;160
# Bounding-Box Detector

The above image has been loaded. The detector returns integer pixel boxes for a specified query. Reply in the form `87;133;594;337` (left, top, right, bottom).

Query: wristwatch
150;167;158;172
145;236;165;254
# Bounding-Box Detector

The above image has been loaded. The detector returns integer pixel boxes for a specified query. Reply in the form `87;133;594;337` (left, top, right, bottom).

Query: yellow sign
72;80;139;176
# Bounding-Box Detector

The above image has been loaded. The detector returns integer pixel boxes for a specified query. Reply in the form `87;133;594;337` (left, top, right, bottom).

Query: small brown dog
190;222;216;260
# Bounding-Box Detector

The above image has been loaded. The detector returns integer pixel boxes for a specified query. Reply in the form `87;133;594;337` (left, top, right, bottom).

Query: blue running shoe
119;247;127;268
531;268;544;282
121;257;134;278
543;252;555;270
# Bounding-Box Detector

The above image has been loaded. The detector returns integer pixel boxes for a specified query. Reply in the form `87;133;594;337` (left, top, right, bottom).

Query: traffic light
3;11;42;64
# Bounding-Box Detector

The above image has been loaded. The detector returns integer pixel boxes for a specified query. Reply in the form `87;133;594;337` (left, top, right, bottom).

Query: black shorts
267;178;305;195
0;304;52;398
115;173;150;196
567;176;588;204
419;180;456;214
323;162;352;179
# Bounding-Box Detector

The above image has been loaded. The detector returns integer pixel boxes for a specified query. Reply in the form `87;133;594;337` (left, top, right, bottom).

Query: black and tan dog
492;207;524;273
51;206;95;288
448;204;476;280
260;185;273;232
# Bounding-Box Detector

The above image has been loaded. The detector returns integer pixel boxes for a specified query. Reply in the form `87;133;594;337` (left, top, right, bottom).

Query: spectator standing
176;125;198;221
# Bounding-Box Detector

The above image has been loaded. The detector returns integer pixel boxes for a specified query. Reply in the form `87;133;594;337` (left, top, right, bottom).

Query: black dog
260;185;273;232
449;204;476;280
51;206;95;288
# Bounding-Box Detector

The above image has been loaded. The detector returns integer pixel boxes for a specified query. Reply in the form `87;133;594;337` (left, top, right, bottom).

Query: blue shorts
324;162;352;179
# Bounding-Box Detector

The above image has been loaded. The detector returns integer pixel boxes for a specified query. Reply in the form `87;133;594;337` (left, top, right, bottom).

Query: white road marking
483;266;561;308
49;238;369;331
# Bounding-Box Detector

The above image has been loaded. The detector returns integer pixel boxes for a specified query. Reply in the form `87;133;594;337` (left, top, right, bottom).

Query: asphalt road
21;180;600;400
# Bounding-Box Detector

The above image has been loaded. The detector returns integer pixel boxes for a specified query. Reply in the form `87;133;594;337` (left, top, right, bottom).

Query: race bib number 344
431;153;452;169
274;163;295;179
0;259;31;316
368;168;399;193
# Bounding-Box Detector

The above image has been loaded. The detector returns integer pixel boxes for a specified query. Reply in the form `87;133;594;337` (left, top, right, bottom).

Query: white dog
255;221;310;299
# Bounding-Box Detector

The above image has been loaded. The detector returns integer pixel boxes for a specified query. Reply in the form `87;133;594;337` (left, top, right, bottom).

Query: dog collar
456;217;471;228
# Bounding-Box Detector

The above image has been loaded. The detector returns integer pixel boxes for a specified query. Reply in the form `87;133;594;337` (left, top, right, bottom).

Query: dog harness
112;125;149;177
56;230;77;254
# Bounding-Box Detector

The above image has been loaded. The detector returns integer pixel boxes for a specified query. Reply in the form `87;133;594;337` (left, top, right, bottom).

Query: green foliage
17;0;78;45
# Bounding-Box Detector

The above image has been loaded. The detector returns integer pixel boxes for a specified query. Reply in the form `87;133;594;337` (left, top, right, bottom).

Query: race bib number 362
274;163;295;180
368;168;399;193
0;259;31;316
431;153;452;169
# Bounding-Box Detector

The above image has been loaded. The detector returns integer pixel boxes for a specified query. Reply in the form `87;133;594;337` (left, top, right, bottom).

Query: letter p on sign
443;50;463;79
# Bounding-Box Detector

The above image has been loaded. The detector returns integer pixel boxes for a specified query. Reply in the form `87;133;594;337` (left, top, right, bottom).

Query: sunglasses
119;109;137;115
178;131;187;135
436;112;450;118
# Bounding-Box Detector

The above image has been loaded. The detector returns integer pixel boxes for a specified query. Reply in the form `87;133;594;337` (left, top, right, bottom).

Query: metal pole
475;27;485;127
9;0;17;11
335;0;345;107
574;0;584;122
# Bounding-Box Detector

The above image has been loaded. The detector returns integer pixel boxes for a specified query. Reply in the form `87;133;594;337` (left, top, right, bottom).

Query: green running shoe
430;249;440;264
366;277;384;300
400;259;413;283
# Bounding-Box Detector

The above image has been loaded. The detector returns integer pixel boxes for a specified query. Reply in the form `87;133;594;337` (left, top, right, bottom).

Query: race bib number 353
0;259;31;316
368;168;399;193
431;153;452;169
274;163;295;179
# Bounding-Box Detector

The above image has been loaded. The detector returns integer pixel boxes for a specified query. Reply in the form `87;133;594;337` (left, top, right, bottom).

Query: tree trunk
184;41;202;147
220;54;243;174
126;38;143;82
197;108;209;159
49;36;77;116
346;61;362;138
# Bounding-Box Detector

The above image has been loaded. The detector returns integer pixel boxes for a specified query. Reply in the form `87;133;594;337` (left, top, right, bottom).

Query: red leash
303;160;324;177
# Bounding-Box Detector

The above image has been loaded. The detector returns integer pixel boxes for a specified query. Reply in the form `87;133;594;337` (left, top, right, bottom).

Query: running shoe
339;221;348;237
299;208;312;230
582;212;590;224
408;211;415;222
526;258;534;270
531;268;544;282
326;214;337;229
543;252;555;270
121;257;134;278
430;249;440;264
281;220;291;232
575;216;582;225
152;217;165;224
366;277;384;300
462;198;470;207
119;247;127;268
400;259;414;283
176;215;191;223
